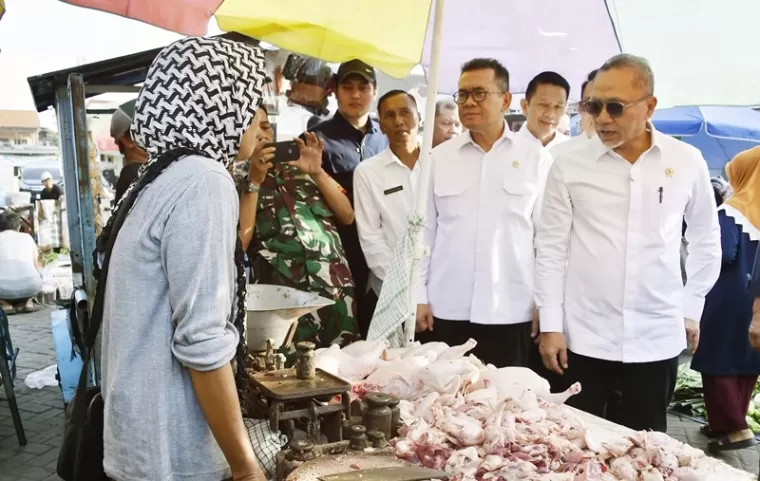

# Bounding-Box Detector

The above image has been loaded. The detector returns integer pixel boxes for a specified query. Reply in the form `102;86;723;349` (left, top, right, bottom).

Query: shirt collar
591;121;663;162
518;122;568;148
334;110;379;134
382;145;420;169
460;120;513;150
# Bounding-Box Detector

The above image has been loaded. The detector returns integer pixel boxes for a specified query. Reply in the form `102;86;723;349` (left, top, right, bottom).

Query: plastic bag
24;364;59;389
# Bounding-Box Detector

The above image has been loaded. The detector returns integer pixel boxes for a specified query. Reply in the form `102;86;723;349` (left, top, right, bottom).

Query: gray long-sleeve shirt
101;155;239;481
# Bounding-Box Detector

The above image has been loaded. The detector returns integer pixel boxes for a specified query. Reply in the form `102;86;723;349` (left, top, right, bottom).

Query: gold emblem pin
665;168;674;177
512;160;520;168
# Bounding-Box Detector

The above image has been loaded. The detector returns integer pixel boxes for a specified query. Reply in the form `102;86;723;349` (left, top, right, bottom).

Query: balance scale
244;285;447;481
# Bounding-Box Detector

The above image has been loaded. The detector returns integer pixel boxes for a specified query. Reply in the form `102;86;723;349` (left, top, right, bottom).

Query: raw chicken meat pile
315;339;726;481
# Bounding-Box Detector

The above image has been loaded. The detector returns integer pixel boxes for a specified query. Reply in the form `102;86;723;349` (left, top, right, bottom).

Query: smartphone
264;141;300;164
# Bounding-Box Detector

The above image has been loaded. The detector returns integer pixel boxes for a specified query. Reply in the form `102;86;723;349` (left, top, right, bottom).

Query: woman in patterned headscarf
691;147;760;453
95;37;267;481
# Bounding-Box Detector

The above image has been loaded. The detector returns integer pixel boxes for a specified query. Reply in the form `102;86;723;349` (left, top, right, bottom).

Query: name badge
384;185;404;196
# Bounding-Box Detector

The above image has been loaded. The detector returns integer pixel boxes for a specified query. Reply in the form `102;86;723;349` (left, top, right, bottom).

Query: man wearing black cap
305;59;388;338
111;100;148;204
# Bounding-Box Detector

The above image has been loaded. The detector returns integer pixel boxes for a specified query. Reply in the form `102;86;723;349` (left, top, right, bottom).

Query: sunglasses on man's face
583;95;651;119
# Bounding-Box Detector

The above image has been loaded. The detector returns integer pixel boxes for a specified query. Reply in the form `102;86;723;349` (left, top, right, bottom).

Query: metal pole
55;85;86;289
69;73;98;303
55;74;100;383
55;74;97;299
407;0;446;344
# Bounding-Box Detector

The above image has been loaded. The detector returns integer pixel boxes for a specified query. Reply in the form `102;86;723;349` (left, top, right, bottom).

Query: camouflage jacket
232;161;354;291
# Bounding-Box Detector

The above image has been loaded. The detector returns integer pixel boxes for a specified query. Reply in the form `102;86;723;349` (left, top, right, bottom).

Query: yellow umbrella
215;0;432;79
60;0;433;80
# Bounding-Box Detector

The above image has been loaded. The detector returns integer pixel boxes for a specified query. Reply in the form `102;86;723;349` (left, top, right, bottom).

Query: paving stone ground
0;307;758;479
0;308;65;481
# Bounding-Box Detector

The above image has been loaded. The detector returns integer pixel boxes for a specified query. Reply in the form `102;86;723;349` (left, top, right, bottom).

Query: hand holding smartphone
263;141;300;164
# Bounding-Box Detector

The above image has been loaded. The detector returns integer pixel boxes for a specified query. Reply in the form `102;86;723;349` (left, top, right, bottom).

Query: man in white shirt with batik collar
535;54;721;432
416;58;553;368
518;71;571;150
354;90;422;316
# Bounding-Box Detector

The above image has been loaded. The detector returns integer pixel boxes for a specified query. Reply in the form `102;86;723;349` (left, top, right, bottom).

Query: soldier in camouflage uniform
233;113;359;357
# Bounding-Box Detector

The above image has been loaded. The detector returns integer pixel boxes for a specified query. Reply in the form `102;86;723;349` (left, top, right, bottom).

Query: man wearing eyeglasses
534;53;721;432
416;58;553;368
518;71;571;150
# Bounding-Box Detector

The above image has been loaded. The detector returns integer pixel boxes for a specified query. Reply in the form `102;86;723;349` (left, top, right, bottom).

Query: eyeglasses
584;96;651;118
453;89;505;104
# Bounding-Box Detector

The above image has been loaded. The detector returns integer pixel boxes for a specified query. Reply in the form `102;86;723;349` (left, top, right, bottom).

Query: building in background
0;110;58;158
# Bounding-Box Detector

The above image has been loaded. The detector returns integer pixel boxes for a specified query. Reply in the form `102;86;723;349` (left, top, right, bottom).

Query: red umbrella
61;0;223;36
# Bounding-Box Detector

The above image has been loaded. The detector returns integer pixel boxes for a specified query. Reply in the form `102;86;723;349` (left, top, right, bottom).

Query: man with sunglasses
416;58;553;368
534;53;721;432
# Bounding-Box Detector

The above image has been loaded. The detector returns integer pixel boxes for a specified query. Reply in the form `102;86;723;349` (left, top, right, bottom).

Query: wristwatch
246;182;260;193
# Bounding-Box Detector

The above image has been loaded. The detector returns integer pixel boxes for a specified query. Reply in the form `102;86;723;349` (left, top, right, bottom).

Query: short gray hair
435;100;457;117
599;54;655;96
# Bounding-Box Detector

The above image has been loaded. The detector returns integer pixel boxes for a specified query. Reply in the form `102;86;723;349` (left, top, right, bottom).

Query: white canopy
419;0;760;108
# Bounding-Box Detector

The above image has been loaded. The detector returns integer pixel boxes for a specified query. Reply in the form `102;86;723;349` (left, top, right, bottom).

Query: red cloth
703;374;758;433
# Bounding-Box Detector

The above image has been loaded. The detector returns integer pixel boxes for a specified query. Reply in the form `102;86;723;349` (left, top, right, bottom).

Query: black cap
336;59;376;85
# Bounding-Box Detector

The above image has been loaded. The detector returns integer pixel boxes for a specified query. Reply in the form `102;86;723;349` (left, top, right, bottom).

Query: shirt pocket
501;172;538;219
434;175;468;222
649;183;688;235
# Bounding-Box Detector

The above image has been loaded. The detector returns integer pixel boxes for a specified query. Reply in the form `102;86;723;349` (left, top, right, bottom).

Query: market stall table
571;408;753;481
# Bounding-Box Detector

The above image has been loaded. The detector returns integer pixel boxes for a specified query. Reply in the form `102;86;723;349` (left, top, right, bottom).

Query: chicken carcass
438;338;478;360
481;367;581;405
314;344;384;382
364;356;431;386
339;339;389;358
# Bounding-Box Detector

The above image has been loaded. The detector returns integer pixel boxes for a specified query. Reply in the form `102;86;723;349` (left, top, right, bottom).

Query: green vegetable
747;416;760;434
671;365;760;421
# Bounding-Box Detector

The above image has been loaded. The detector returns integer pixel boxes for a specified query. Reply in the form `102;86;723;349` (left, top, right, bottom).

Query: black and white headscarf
113;36;266;214
94;37;267;395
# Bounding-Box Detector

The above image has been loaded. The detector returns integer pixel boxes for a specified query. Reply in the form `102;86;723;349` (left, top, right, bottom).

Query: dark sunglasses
584;95;652;118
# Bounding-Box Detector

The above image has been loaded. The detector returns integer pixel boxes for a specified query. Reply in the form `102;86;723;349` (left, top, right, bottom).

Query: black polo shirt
40;184;63;200
305;111;388;313
307;111;388;201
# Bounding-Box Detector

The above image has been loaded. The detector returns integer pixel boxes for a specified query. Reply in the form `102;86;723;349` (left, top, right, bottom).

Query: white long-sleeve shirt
354;147;421;295
534;130;721;363
419;122;554;325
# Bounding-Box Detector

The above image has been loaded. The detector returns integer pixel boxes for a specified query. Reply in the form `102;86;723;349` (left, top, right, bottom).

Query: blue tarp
571;106;760;171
